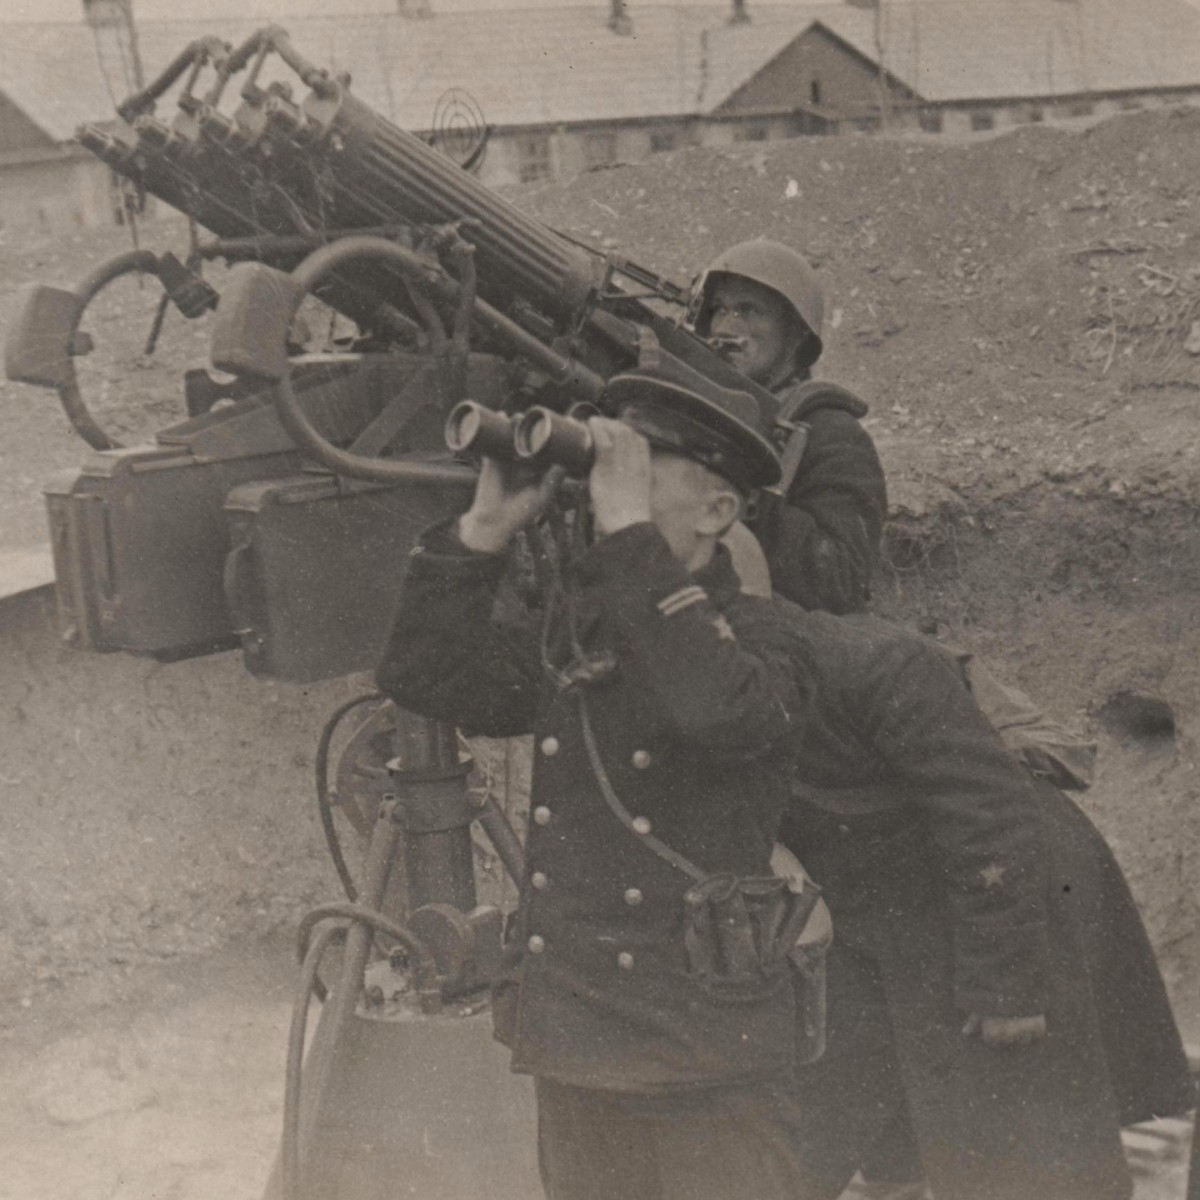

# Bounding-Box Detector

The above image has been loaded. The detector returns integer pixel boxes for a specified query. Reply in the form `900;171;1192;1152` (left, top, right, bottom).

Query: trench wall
3;484;1198;1041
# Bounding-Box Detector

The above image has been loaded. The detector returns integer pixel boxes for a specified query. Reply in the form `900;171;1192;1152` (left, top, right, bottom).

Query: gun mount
7;24;775;681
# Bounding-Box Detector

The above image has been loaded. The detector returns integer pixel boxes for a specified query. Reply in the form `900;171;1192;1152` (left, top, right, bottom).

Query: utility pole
874;0;892;131
81;0;145;96
81;0;146;227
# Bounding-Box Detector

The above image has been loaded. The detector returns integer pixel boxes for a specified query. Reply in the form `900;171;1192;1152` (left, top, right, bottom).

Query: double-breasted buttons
527;935;546;954
540;736;560;757
533;805;552;826
632;816;652;835
617;952;635;971
631;749;652;770
531;871;549;891
623;888;644;907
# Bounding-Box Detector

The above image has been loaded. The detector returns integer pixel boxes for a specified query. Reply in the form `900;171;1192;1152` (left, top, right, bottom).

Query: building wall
911;88;1200;138
719;25;911;120
476;112;812;189
478;119;703;189
0;154;114;235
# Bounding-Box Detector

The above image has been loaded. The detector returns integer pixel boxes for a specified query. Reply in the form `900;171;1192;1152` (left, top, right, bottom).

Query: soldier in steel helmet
376;364;824;1200
689;239;887;614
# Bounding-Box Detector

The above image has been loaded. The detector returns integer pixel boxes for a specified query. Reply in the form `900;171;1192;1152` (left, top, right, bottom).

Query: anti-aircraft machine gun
5;26;788;1200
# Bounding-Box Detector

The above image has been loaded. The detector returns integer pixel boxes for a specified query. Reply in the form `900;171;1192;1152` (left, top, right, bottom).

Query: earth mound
2;107;1198;1029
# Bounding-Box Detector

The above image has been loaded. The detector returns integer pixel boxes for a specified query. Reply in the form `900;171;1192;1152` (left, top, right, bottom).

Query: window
584;131;618;169
918;108;943;134
1118;96;1144;112
810;79;822;107
1067;101;1095;118
735;123;769;142
516;134;552;183
1027;106;1045;123
970;110;995;132
649;129;677;153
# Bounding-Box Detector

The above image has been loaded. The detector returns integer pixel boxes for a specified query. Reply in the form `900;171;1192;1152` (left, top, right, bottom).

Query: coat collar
692;541;742;613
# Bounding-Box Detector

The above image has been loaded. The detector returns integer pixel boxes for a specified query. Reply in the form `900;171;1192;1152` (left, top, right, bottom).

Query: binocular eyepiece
445;400;599;477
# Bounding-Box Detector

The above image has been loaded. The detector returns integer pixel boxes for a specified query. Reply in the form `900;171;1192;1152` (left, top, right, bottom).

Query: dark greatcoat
376;521;803;1095
773;606;1194;1200
752;381;888;615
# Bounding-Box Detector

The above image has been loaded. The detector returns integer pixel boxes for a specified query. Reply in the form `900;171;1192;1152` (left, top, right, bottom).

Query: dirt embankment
2;107;1199;1033
517;109;1200;1013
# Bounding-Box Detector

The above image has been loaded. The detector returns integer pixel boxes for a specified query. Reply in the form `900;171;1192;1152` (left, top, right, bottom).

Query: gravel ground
2;105;1199;1198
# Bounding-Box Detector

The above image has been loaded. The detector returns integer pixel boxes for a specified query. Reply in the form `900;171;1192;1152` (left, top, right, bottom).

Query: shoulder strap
776;380;869;424
577;692;706;882
769;381;867;498
773;423;811;499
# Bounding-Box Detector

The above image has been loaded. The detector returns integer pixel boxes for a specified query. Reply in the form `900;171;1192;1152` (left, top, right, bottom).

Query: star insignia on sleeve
981;863;1007;889
713;614;737;641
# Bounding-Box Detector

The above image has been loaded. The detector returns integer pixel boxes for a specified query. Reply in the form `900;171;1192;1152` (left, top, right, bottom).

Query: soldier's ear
697;487;741;538
722;520;771;596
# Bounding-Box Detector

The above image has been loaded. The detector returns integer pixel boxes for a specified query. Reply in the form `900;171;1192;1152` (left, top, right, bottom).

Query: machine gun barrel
308;88;602;327
79;26;603;336
75;26;779;420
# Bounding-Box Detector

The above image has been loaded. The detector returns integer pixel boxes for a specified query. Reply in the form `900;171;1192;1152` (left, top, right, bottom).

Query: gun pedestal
264;708;537;1200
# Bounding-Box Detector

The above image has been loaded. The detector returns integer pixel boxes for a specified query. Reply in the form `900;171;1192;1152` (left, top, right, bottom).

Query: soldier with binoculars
379;364;819;1200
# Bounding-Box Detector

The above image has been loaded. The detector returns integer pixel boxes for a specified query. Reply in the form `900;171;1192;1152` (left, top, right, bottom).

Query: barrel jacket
775;604;1193;1199
753;381;888;615
377;521;802;1094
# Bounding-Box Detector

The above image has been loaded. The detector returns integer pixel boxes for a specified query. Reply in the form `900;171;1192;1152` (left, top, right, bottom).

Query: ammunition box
223;471;473;683
45;444;301;658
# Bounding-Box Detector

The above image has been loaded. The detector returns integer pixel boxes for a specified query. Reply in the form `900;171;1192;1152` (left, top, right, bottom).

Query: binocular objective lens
445;405;481;452
514;411;553;459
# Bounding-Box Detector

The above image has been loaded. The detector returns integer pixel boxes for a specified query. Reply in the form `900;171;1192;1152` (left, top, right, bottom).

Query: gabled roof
0;6;837;141
817;0;1200;104
3;0;1199;148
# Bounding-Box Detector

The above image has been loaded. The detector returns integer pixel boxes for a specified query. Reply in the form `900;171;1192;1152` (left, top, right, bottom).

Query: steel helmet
689;239;825;370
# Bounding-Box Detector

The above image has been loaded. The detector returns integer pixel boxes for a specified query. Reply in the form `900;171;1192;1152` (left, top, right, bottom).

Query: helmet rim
689;239;825;371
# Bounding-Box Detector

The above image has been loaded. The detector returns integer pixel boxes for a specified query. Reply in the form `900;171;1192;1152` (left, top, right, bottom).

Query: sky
5;0;546;21
3;0;1196;20
11;0;626;19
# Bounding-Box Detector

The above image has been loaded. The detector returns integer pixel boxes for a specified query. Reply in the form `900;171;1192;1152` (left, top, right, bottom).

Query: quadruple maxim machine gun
9;24;780;681
5;27;785;1200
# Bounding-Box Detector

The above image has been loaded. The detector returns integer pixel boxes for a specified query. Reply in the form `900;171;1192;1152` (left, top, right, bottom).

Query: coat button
631;749;652;770
533;806;552;826
838;823;851;834
527;935;546;954
623;888;644;907
531;871;549;891
540;736;560;757
632;816;652;835
617;952;635;971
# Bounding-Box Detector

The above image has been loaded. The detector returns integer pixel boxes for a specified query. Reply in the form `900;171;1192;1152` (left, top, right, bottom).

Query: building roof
0;6;837;141
817;0;1200;104
0;545;55;603
2;0;1199;146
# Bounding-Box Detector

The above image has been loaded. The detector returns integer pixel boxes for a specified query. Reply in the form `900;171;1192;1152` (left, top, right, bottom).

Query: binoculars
444;401;599;477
